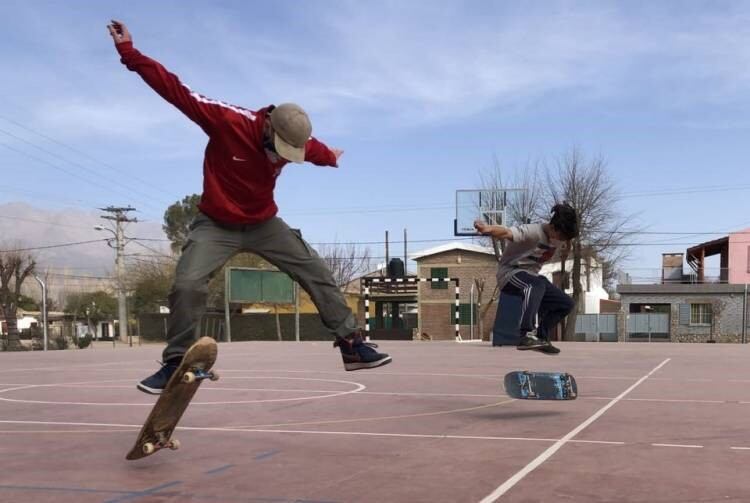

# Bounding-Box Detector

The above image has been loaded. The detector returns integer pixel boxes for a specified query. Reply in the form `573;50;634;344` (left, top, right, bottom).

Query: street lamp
32;275;48;351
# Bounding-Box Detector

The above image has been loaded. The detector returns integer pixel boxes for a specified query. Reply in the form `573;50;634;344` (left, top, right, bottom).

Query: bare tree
0;244;36;350
479;156;545;226
317;242;372;290
476;157;546;319
474;278;500;340
546;148;638;340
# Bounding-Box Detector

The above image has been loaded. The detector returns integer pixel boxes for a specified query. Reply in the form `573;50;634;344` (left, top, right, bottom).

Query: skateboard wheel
142;442;156;455
168;438;181;450
182;371;196;384
209;371;219;381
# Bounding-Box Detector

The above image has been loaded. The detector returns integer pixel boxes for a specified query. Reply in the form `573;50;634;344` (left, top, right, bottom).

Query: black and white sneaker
334;332;392;371
517;332;546;351
136;358;181;395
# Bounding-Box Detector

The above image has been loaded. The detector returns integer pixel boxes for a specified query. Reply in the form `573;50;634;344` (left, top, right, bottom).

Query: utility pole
96;206;137;345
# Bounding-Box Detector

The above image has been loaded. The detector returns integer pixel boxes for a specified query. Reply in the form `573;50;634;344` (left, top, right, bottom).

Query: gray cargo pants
162;211;357;362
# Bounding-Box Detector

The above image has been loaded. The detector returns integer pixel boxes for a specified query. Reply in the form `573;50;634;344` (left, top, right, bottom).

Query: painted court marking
651;443;703;449
478;358;671;503
0;377;365;406
3;418;747;452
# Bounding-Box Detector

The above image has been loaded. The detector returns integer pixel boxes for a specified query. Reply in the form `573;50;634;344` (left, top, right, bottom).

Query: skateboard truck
182;368;220;384
142;432;182;455
519;372;537;399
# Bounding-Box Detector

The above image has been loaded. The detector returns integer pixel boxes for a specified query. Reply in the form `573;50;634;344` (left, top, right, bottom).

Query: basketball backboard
454;189;517;236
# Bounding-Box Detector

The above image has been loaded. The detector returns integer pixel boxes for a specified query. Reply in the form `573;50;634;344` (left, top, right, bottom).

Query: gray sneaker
517;332;546;351
533;339;561;355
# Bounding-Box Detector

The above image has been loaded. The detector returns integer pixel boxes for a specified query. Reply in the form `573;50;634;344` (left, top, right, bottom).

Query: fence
574;314;618;342
626;313;670;342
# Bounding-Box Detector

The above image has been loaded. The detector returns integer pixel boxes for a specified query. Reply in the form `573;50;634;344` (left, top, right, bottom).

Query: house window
690;304;712;326
430;267;448;289
456;303;477;325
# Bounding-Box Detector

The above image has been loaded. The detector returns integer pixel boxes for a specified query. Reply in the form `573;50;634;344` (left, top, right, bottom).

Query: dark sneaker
137;358;181;395
533;339;561;355
334;332;392;371
517;332;546;351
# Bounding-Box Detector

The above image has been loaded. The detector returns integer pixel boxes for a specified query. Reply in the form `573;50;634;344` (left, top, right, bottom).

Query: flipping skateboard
126;337;219;460
504;371;577;400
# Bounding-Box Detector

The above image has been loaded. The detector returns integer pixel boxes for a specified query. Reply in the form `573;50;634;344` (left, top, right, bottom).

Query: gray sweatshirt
496;224;564;288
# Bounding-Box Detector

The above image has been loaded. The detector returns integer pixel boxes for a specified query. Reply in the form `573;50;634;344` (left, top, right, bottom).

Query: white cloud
189;2;750;132
4;1;750;141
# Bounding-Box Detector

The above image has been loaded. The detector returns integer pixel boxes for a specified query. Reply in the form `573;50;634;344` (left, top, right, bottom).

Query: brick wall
416;250;499;340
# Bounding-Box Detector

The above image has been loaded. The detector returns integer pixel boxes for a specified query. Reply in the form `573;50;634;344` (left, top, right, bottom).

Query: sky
1;0;750;283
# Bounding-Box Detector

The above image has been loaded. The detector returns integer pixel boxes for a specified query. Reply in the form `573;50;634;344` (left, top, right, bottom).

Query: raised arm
304;137;342;167
474;220;514;241
107;20;234;135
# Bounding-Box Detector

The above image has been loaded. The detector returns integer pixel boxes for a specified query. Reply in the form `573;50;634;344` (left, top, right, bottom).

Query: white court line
478;358;671;503
731;447;750;450
0;420;624;445
3;384;745;405
584;396;728;405
0;360;144;374
0;378;365;406
651;443;703;449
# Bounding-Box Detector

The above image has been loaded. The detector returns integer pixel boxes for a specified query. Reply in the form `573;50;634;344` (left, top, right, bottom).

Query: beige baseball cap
269;103;311;163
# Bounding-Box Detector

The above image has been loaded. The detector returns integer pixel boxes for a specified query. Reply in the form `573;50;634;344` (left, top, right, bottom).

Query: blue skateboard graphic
504;371;577;400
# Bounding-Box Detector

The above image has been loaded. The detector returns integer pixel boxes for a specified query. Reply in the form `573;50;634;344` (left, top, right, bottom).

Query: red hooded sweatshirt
116;41;338;224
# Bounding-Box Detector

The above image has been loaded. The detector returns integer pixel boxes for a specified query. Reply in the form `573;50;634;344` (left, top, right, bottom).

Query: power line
0;141;163;214
45;272;113;280
0;239;108;253
0;185;109;208
0;127;171;208
129;240;175;260
0;213;98;231
0;115;171;201
620;183;750;199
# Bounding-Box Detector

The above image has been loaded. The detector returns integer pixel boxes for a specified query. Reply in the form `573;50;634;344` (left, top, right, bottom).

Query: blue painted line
0;484;130;495
254;449;281;461
204;463;234;475
102;480;183;503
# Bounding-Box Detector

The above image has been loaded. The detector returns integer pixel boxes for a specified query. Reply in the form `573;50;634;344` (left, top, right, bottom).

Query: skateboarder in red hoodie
107;20;391;394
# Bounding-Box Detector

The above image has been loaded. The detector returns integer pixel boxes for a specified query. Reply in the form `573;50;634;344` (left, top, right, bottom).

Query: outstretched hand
107;19;132;45
474;220;492;235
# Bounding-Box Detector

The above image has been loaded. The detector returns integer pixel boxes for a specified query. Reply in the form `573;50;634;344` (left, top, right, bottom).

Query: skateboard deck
126;337;219;460
504;371;577;400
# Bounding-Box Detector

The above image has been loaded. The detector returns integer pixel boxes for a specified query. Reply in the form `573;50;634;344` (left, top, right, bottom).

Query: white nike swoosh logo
232;156;247;162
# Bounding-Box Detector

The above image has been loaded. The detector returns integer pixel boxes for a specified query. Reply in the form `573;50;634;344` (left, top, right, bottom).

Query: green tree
127;259;174;315
163;194;201;254
17;294;38;311
65;291;118;335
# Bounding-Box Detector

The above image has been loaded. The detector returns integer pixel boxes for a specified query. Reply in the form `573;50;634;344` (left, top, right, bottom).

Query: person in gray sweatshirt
474;203;579;355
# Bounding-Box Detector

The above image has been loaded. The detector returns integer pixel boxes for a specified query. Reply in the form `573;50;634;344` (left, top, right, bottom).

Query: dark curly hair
550;203;579;240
